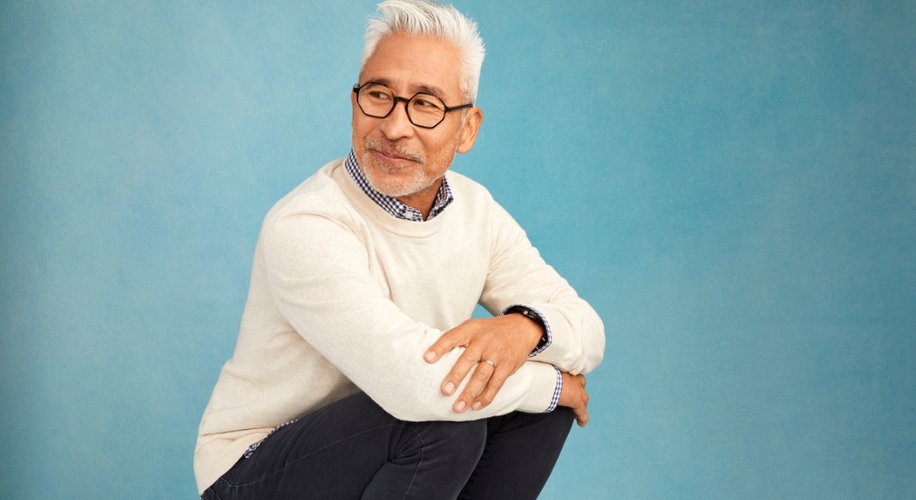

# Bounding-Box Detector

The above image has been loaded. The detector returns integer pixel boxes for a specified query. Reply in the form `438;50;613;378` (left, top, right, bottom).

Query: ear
351;89;359;128
456;107;483;154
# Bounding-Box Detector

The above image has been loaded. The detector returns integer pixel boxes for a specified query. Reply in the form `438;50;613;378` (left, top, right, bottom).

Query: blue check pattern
345;148;453;221
345;148;561;412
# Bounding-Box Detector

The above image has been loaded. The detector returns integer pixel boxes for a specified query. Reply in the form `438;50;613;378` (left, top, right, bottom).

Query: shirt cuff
546;365;562;412
501;304;552;357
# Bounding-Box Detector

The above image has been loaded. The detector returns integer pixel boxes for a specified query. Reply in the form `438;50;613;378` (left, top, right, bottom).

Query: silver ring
483;359;496;368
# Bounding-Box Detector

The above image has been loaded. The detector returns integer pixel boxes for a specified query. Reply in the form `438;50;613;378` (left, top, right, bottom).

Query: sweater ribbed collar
333;157;450;239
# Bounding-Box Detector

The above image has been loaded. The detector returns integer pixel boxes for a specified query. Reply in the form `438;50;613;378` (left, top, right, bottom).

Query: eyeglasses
353;82;473;129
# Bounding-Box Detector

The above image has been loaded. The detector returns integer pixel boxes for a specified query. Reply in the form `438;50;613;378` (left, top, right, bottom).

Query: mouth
365;140;424;168
371;148;415;164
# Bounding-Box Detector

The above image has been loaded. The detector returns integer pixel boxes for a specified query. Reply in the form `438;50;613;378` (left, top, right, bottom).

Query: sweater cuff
516;362;563;414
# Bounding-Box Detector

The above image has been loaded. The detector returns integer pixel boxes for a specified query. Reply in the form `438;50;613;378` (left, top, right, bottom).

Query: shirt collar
345;148;453;221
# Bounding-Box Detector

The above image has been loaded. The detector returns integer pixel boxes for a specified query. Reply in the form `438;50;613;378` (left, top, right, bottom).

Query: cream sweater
194;158;605;493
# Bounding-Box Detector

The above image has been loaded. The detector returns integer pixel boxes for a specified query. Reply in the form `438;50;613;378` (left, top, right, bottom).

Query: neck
396;178;443;221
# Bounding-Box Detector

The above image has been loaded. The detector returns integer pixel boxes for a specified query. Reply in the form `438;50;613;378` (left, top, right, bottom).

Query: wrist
557;372;573;407
504;305;548;352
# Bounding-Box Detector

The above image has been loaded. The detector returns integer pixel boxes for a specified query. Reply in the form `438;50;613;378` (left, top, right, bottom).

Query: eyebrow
414;84;447;98
369;78;448;101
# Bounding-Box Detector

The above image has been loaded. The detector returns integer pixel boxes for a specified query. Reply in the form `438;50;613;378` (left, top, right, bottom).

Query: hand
559;372;589;427
424;314;543;413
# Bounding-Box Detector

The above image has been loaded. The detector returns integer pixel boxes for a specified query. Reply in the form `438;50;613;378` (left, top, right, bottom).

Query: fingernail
472;401;482;410
455;401;466;412
424;351;435;362
444;382;455;394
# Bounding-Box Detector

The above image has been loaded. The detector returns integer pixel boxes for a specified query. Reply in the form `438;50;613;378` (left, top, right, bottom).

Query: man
195;1;604;498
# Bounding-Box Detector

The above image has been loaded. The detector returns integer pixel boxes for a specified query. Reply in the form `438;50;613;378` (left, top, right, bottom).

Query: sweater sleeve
479;200;605;375
259;194;559;421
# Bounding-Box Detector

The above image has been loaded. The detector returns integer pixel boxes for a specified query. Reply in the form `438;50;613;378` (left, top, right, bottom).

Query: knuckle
473;369;489;382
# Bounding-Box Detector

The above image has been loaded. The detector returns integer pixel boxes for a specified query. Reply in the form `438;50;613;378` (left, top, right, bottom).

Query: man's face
352;33;482;207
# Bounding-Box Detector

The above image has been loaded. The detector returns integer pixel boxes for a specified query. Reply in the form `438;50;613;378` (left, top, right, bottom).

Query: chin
363;155;432;198
370;174;434;198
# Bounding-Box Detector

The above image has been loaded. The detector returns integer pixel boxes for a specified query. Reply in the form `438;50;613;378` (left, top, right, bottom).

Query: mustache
364;139;426;163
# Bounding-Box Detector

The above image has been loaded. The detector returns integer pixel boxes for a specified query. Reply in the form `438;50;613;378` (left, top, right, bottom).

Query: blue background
1;1;914;498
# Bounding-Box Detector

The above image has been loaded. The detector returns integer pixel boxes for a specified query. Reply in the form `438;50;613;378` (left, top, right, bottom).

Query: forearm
521;299;604;374
480;202;606;375
262;210;559;421
482;250;605;374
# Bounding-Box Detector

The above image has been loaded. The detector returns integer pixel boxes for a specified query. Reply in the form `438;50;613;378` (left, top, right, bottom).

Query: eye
411;95;444;111
367;90;392;101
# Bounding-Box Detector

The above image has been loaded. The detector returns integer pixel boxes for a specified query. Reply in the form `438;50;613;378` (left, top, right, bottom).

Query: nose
379;98;415;141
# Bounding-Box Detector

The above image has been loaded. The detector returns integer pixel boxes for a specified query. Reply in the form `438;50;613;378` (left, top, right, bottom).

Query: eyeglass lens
357;83;447;128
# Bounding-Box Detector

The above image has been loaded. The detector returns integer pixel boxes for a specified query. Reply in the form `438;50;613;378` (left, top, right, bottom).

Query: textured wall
1;1;913;498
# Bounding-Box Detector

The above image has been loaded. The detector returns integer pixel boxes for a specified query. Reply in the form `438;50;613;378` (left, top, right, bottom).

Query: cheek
425;137;460;172
351;101;374;134
351;111;362;134
351;117;374;148
350;93;360;126
429;125;462;153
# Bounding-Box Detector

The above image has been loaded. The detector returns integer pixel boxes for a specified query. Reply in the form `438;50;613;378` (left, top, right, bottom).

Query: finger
575;407;589;427
576;385;590;427
453;360;495;413
424;328;466;363
471;366;509;410
441;347;480;396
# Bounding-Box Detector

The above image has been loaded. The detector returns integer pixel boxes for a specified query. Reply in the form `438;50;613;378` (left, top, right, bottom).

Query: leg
459;407;575;500
202;391;487;500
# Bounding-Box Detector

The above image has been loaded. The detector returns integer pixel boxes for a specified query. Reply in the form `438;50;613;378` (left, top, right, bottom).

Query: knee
413;419;488;467
539;407;575;449
449;419;489;450
427;418;488;450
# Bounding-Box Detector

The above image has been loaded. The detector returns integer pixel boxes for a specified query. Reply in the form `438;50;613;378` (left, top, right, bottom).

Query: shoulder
252;158;374;253
445;169;494;203
444;170;508;223
265;158;356;224
446;170;519;226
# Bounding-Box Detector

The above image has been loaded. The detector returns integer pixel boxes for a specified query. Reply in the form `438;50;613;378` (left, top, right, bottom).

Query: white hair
360;0;485;103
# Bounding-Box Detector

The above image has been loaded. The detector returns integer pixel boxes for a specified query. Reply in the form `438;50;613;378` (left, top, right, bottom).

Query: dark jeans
202;391;574;500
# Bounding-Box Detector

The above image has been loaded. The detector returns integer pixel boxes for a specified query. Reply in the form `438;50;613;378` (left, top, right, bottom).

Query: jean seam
204;486;225;500
399;427;425;500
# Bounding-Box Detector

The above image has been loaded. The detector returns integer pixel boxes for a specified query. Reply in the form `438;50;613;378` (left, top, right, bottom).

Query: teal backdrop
1;1;914;499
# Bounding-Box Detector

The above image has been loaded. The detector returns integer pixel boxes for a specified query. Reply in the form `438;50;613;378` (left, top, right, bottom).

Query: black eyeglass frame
352;82;474;129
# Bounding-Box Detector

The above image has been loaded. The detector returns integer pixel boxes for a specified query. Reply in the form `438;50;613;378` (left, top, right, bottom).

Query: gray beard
360;139;436;198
